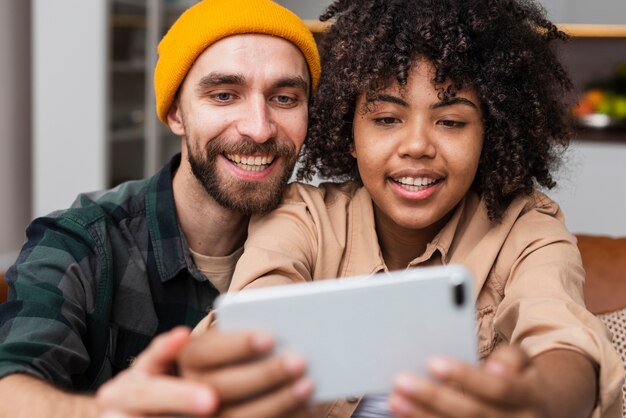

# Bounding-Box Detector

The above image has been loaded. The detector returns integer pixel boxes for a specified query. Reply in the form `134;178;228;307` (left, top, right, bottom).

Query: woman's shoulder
282;181;364;208
506;189;566;229
493;189;575;258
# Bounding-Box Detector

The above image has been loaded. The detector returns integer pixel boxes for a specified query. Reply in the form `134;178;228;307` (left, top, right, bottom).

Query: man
0;0;320;416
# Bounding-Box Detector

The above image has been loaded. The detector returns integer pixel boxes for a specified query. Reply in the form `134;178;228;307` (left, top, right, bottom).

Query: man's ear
167;99;185;136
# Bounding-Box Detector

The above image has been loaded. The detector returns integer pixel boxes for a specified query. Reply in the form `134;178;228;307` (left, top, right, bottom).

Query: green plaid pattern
0;154;219;391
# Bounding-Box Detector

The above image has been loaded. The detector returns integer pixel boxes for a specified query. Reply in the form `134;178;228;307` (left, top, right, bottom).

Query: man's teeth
226;153;275;171
395;176;438;190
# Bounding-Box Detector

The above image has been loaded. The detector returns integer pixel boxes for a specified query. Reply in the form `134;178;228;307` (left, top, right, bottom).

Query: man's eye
215;92;233;101
272;95;297;106
438;120;467;128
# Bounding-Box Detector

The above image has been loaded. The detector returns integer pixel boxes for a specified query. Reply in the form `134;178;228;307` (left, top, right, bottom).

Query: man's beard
186;136;298;215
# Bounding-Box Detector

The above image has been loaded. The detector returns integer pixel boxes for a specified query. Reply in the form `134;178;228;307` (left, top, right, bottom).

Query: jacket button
346;396;359;403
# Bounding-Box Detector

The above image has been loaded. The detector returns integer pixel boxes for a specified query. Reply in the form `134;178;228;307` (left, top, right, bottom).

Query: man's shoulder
20;178;155;256
51;178;152;227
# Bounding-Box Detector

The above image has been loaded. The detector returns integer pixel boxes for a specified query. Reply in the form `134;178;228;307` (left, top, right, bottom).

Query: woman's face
352;59;484;233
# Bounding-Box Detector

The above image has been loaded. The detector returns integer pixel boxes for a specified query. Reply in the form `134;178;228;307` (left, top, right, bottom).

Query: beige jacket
230;181;623;418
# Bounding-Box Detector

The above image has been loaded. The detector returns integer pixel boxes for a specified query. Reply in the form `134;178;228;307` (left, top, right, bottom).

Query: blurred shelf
574;127;626;143
164;0;198;14
559;24;626;38
111;61;146;72
304;20;626;38
111;126;144;142
111;15;147;27
304;19;330;34
112;0;147;8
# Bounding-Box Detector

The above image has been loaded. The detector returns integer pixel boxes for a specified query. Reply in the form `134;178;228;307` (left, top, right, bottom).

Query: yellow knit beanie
155;0;320;124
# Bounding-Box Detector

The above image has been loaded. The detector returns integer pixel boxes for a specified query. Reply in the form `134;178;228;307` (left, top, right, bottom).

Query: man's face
168;34;310;215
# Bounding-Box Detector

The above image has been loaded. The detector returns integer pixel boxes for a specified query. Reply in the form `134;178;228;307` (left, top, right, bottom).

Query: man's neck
172;164;249;257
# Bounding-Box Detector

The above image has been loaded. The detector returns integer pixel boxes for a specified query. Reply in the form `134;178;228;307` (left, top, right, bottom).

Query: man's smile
225;153;276;172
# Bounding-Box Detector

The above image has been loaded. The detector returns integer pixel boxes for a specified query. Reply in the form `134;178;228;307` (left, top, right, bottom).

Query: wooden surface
0;272;7;303
577;234;626;315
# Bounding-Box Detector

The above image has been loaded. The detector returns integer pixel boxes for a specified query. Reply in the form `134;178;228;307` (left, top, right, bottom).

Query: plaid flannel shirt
0;154;220;390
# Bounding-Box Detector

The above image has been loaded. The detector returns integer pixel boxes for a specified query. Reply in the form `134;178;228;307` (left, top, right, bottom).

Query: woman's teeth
394;176;439;190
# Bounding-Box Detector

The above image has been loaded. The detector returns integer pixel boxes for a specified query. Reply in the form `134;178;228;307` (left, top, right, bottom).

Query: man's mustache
206;137;296;157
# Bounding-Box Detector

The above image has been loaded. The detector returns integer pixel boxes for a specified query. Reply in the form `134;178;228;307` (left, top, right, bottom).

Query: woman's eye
374;117;400;125
438;120;467;128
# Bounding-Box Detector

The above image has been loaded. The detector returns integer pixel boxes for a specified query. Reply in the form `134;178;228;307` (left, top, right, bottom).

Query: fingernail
193;389;217;412
292;377;314;399
427;357;451;377
250;333;274;352
485;359;508;376
388;394;415;415
283;355;306;376
394;373;422;393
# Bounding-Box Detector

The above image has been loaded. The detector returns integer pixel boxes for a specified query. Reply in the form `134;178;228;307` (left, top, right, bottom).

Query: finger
392;372;497;418
97;373;218;416
220;377;314;418
199;354;307;402
483;345;531;376
425;356;530;407
132;326;191;374
180;329;274;371
389;392;438;418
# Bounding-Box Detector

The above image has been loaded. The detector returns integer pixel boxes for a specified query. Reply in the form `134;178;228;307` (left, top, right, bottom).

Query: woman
226;0;623;416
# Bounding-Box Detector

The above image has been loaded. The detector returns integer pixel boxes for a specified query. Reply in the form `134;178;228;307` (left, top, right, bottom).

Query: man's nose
236;97;277;143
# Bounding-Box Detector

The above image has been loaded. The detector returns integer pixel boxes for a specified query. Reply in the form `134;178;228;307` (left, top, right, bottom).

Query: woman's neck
373;204;449;271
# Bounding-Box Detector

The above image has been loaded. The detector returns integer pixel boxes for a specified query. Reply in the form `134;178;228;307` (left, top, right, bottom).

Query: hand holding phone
215;265;477;402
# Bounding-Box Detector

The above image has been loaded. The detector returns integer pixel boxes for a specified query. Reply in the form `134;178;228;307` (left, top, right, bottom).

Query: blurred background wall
0;0;625;271
0;1;31;269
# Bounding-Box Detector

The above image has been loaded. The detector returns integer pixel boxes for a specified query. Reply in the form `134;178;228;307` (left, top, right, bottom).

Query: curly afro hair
297;0;574;221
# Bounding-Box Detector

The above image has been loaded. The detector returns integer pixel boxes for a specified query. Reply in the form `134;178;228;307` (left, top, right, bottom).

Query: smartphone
214;265;477;402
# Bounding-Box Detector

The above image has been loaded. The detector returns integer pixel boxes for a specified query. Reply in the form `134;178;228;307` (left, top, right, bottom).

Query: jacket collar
145;153;205;283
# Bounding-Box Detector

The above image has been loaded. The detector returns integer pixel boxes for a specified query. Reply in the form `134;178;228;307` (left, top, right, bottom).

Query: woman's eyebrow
431;97;478;110
368;93;408;107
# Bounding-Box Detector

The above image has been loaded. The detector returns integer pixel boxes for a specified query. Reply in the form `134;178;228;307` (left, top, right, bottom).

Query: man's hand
179;327;314;418
388;346;596;418
96;326;218;417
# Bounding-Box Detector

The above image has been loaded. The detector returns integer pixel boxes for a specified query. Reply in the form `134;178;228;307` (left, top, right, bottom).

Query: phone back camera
453;282;465;308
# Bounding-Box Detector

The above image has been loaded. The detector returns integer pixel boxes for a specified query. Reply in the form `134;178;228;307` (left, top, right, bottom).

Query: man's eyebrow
196;73;309;95
272;76;309;94
367;94;409;107
197;73;246;91
431;96;479;110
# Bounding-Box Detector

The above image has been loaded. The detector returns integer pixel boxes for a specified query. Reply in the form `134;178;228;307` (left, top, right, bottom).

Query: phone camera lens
453;283;465;307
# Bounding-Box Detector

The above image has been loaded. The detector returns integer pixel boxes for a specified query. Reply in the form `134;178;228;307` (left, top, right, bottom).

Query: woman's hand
389;345;594;418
